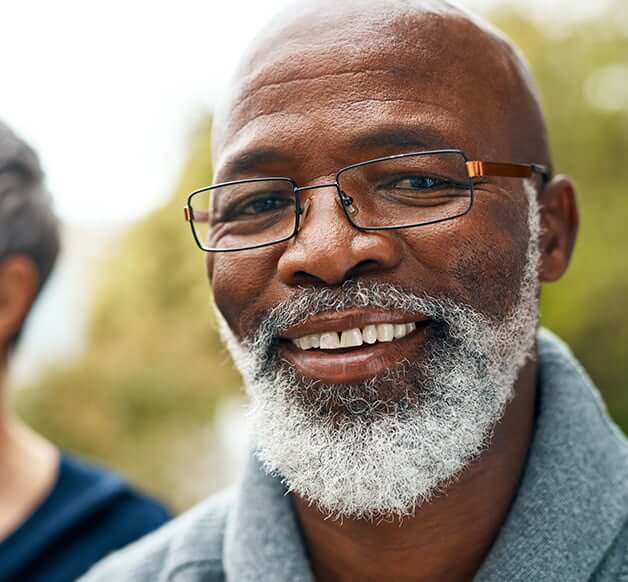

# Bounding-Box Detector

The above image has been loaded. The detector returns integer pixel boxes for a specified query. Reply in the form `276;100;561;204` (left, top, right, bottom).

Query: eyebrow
220;126;450;179
349;127;445;151
220;148;288;177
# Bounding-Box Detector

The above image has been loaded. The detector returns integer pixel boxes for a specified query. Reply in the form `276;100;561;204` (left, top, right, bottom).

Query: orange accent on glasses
466;161;549;181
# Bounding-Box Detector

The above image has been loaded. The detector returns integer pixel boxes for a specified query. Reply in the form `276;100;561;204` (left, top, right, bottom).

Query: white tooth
300;335;313;350
340;328;363;348
319;331;341;349
405;322;416;333
376;323;394;342
394;323;407;339
362;324;378;344
292;338;303;349
309;334;321;348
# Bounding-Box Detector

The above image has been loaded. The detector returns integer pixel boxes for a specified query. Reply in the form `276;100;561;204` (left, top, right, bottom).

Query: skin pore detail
207;1;578;581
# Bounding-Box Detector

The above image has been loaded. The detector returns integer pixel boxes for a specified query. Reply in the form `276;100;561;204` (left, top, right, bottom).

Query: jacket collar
223;446;313;581
223;329;628;581
476;329;628;580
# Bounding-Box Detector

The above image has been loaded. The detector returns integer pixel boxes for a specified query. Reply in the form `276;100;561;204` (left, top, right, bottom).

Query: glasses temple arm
466;161;551;184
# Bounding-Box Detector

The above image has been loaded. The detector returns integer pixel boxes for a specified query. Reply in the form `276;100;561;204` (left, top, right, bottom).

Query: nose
277;183;402;286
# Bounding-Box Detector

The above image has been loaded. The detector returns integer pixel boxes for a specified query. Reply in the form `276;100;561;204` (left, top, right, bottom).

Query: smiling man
82;1;628;580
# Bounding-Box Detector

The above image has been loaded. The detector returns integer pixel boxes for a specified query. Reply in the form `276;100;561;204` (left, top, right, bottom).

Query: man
83;1;628;580
0;120;171;581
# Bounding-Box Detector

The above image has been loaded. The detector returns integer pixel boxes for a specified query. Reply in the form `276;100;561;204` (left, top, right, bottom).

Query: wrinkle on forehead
222;97;457;154
231;67;403;118
219;60;455;158
215;102;471;183
223;68;456;147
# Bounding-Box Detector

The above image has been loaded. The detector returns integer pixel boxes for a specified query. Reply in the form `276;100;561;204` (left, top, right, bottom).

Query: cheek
456;194;530;315
207;246;283;339
399;191;530;317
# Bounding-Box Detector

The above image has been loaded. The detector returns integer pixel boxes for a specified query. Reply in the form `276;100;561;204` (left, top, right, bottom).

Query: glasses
184;148;549;252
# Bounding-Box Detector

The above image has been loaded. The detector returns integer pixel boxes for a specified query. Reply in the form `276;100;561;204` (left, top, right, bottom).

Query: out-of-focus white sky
2;0;616;384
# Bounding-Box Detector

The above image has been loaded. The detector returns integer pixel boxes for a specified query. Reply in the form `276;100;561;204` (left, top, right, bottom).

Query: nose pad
298;198;311;227
339;191;359;216
297;187;359;233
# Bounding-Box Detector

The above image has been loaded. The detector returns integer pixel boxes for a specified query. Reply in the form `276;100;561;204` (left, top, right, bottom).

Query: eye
387;175;450;190
226;192;293;220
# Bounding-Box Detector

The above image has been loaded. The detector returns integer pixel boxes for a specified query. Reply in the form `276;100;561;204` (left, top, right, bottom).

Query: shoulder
58;454;171;540
537;328;628;456
537;330;628;580
591;520;628;581
79;488;234;582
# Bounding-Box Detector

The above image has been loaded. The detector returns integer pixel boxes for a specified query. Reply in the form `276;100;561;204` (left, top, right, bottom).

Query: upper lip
279;309;430;340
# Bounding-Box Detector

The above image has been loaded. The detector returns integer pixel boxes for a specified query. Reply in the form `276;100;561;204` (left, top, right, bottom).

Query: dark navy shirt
0;453;171;582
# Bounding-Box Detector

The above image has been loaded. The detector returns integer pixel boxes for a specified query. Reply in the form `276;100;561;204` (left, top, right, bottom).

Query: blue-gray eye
228;193;292;220
244;196;289;214
391;175;449;190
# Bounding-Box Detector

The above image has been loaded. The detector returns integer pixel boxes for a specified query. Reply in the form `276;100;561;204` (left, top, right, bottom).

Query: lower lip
279;321;432;384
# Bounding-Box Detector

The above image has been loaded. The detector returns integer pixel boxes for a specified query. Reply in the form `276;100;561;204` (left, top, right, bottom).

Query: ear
0;256;39;345
537;175;579;282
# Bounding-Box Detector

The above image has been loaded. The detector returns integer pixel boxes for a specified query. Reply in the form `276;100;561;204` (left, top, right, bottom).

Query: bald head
213;0;550;174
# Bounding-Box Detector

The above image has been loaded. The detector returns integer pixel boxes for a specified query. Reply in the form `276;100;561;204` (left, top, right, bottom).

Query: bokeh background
4;0;628;512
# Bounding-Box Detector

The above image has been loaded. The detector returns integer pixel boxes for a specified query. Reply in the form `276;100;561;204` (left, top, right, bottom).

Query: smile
278;311;431;383
291;322;417;351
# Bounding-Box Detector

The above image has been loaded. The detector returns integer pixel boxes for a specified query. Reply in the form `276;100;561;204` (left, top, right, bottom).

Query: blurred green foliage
491;5;628;429
16;118;242;512
15;4;628;511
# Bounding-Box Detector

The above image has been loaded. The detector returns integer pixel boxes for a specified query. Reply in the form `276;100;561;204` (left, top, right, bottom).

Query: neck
293;357;538;582
0;350;9;434
0;350;59;542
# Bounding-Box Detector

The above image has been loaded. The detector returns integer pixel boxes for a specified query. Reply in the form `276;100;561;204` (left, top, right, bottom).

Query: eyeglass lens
189;152;472;251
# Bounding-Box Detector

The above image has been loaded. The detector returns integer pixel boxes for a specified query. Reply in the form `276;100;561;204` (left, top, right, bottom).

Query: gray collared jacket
81;330;628;581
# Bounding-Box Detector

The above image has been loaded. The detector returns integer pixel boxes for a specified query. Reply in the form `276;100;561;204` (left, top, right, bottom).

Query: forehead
214;11;517;177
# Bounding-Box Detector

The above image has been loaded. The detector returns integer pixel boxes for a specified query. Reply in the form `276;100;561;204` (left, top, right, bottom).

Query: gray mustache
254;281;457;342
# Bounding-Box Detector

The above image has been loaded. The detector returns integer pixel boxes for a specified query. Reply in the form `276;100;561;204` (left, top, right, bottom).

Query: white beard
218;184;542;520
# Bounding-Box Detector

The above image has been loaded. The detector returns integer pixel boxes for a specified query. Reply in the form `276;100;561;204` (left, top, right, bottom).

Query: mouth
277;311;432;384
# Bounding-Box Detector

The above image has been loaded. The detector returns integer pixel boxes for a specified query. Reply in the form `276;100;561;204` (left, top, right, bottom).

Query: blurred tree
492;3;628;430
16;118;242;511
